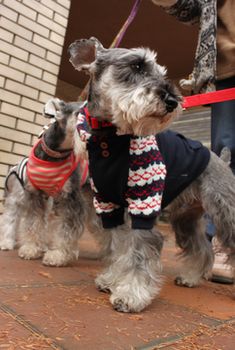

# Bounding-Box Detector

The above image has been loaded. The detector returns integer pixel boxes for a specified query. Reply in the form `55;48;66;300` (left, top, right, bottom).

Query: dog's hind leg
95;225;164;313
170;188;214;287
199;152;235;276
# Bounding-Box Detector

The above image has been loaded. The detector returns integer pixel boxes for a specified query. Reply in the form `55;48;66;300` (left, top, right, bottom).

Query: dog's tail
220;147;231;166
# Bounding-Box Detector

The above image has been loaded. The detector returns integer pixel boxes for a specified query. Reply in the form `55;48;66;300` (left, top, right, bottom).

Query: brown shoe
211;237;234;284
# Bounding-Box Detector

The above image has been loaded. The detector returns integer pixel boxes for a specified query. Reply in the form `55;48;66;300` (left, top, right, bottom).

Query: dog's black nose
164;94;178;112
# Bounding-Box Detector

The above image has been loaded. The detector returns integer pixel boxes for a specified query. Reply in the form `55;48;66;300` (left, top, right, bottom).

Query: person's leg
211;76;235;174
209;76;235;283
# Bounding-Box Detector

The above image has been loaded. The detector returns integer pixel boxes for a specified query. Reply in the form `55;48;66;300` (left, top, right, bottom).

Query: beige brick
17;119;42;136
0;201;4;214
0;63;25;83
13;142;31;156
38;92;54;105
0;113;16;128
1;103;35;122
14;36;46;58
22;0;54;19
0;27;14;43
0;17;33;41
0;39;28;61
0;4;18;22
0;176;5;188
37;13;66;36
0;89;20;105
18;14;49;38
0;151;22;165
41;0;69;17
21;97;44;114
50;31;65;46
3;0;37;20
0;52;10;65
0;163;9;176
33;34;63;55
29;54;59;75
53;12;68;28
57;0;71;10
0;139;12;153
10;57;42;79
5;79;38;100
35;112;48;126
46;51;61;65
0;126;31;145
0;76;5;88
32;135;39;145
25;75;56;95
42;71;57;85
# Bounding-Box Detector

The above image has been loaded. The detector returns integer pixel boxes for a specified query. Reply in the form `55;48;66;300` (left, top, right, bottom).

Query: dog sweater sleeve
126;136;166;230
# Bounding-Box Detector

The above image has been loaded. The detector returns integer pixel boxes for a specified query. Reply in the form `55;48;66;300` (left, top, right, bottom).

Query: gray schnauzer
0;99;87;266
68;37;235;312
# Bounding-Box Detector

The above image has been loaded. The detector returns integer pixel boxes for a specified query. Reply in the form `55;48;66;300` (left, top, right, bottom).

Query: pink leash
111;0;142;48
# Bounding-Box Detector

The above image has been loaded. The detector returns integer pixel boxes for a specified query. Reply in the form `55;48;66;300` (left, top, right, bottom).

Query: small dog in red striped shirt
0;99;88;266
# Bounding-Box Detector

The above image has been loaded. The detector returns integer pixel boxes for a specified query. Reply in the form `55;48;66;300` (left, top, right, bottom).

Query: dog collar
84;107;114;130
41;135;72;159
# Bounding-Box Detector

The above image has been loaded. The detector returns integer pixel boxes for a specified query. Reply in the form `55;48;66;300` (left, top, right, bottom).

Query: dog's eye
131;61;145;74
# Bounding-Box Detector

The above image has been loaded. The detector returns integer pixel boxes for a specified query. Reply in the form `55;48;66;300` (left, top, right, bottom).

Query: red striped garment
27;140;88;196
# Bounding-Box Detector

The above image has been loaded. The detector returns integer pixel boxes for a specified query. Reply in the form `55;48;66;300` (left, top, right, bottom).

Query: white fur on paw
110;293;148;313
42;249;70;267
175;276;198;288
0;239;15;251
95;275;111;293
18;244;43;260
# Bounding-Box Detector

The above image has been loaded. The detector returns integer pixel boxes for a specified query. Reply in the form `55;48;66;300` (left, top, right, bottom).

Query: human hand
151;0;177;7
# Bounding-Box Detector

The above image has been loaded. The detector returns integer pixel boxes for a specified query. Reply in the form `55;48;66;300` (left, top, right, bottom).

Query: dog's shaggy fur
68;37;235;313
0;99;86;266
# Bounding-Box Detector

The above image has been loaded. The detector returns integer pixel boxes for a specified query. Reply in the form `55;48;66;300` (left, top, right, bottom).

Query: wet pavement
0;223;234;350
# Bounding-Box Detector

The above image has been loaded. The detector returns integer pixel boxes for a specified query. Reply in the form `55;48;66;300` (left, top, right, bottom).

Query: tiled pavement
0;223;234;350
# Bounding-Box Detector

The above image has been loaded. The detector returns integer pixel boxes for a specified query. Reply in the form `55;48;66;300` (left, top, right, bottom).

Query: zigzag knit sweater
77;108;166;230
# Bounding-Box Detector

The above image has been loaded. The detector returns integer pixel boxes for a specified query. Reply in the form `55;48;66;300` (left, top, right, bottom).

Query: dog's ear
43;98;64;119
68;37;104;72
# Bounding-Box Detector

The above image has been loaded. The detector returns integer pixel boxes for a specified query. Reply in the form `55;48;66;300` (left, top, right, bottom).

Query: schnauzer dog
68;37;235;312
0;99;87;266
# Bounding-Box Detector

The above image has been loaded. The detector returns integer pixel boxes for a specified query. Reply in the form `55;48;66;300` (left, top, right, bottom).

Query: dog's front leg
95;225;164;313
42;184;85;267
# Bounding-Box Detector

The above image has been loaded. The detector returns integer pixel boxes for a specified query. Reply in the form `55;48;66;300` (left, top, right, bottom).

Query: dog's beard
112;100;181;136
131;112;178;136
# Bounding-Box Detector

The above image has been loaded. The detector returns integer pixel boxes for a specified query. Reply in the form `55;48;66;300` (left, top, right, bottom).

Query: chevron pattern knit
126;136;166;219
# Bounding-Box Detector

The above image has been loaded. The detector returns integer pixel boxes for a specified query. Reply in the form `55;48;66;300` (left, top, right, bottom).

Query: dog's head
68;37;182;136
43;98;86;157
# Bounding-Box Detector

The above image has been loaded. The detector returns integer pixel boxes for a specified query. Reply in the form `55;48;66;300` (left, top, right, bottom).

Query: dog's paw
0;239;15;251
18;244;43;260
42;249;70;267
110;294;146;313
175;276;197;288
95;275;111;293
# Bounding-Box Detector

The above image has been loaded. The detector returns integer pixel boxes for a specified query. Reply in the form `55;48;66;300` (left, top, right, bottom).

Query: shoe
210;237;234;284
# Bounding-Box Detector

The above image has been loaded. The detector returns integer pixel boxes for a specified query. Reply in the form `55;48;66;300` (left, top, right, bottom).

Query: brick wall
0;0;71;212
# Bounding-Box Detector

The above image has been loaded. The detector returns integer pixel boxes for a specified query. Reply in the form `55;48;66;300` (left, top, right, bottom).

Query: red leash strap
182;87;235;109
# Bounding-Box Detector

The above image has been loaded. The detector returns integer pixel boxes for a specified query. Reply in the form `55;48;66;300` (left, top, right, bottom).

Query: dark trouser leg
206;76;235;238
211;76;235;175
